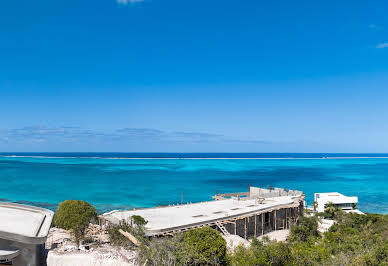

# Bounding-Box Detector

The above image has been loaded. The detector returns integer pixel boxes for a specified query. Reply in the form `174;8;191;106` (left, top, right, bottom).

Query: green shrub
290;242;330;265
324;202;343;219
373;242;388;264
315;212;332;219
132;215;148;226
231;239;293;265
289;216;319;243
53;200;97;241
138;235;182;266
109;216;148;250
108;220;135;249
130;215;148;240
177;227;228;265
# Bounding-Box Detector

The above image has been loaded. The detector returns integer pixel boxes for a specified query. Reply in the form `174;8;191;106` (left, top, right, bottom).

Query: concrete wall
249;187;303;199
0;239;46;266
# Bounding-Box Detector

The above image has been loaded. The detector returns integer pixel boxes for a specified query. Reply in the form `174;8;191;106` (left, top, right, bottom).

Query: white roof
315;192;357;204
103;195;301;235
0;202;54;244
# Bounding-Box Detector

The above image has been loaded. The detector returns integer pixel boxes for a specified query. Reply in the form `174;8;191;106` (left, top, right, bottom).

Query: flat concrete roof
103;195;302;235
0;202;54;244
315;192;358;204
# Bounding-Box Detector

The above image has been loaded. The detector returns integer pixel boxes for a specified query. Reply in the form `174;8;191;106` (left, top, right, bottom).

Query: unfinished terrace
101;186;305;239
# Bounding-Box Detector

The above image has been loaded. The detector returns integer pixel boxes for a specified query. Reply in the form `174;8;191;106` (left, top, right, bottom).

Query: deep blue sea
1;153;388;214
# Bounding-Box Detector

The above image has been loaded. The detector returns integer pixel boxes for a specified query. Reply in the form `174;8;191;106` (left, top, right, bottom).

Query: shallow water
1;153;388;214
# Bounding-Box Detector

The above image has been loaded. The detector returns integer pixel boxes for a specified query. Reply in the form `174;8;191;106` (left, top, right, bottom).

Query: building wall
0;239;46;266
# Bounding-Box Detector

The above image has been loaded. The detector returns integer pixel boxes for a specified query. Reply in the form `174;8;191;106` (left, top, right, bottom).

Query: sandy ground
257;229;290;242
47;245;137;266
223;229;290;251
46;226;138;266
223;234;251;250
318;219;335;233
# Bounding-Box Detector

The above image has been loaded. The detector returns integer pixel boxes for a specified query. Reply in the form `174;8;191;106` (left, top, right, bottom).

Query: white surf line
2;155;388;160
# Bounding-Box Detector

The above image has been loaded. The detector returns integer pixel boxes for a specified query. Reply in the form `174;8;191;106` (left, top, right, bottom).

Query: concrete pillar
254;215;257;237
261;214;264;235
274;210;277;231
244;218;247;239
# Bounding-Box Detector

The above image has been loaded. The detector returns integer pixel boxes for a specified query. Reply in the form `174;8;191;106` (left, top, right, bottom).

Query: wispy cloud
0;126;269;146
117;0;144;5
376;43;388;49
0;126;99;143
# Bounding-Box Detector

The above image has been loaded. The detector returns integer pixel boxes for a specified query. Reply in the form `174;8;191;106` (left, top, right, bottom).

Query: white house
314;192;358;213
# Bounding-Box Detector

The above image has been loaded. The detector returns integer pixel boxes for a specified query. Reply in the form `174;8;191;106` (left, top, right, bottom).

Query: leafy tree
373;242;388;264
177;227;228;265
324;202;343;219
290;242;330;265
138;235;182;266
138;227;227;266
132;215;148;226
230;245;258;266
141;212;388;266
263;241;292;265
53;200;97;242
315;212;332;219
130;215;148;241
324;202;337;217
289;216;320;243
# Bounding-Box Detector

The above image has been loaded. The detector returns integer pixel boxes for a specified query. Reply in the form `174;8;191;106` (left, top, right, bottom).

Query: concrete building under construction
102;186;304;239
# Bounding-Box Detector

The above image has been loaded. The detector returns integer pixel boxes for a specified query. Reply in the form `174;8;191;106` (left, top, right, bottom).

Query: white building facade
314;192;358;213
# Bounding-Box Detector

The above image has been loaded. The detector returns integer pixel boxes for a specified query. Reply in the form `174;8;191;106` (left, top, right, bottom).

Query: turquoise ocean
1;153;388;214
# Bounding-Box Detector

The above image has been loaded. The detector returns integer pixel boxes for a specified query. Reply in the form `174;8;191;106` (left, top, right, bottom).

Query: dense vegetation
137;227;227;265
104;201;388;265
53;200;97;242
230;211;388;265
131;210;388;265
108;215;148;249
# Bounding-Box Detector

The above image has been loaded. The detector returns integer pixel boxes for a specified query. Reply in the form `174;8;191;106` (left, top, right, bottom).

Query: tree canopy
53;200;97;241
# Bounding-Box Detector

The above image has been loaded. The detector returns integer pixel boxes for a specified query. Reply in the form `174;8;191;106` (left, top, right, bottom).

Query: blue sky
0;0;387;152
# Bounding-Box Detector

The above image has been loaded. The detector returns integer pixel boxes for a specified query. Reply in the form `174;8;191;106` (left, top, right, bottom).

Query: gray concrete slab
0;202;54;244
103;195;301;235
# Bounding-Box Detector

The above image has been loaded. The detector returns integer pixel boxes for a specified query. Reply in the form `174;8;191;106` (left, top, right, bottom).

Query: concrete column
244;218;247;239
254;215;257;237
261;214;264;235
274;210;277;230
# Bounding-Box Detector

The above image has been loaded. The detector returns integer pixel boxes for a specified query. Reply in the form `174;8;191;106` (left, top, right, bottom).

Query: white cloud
376;43;388;49
0;126;268;145
117;0;144;5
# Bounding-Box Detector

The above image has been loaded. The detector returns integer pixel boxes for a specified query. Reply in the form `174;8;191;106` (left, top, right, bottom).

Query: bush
53;200;97;241
177;227;228;265
324;202;343;219
108;220;135;249
131;215;148;240
138;235;182;266
132;215;148;227
138;227;228;266
109;216;148;249
315;212;332;219
289;216;319;243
